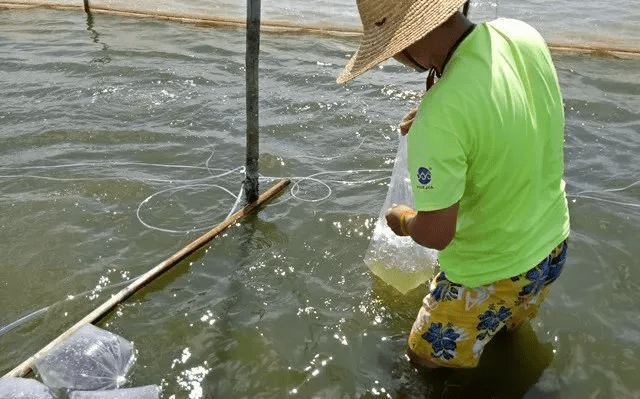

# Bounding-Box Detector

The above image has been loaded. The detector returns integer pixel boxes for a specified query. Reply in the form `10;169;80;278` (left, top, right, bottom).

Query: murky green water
1;8;639;398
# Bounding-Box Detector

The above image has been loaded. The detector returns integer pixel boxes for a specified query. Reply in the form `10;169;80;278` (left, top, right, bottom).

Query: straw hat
337;0;468;83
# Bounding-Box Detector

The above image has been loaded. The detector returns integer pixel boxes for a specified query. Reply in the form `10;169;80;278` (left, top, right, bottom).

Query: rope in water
0;147;637;235
0;177;636;342
0;151;638;337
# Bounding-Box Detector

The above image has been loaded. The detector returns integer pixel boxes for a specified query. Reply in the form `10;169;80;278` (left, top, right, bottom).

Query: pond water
1;5;639;398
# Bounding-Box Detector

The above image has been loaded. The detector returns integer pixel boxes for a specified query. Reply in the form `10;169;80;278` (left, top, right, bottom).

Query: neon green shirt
407;18;570;287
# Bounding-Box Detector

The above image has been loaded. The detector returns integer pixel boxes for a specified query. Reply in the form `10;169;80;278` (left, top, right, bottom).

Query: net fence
1;0;639;58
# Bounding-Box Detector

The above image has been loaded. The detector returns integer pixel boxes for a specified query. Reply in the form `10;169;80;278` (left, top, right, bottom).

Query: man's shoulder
486;18;546;46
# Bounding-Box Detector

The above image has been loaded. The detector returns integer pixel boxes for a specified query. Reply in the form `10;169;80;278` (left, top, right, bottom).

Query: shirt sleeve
407;104;467;212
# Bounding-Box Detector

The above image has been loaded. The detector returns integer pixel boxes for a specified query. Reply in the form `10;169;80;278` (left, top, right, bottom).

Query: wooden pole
244;0;261;204
83;0;89;13
2;179;290;379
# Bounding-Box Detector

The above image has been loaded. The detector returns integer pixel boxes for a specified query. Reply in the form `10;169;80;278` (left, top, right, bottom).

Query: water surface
1;7;639;399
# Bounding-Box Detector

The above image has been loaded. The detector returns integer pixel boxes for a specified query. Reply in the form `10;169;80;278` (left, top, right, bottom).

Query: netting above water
2;0;639;57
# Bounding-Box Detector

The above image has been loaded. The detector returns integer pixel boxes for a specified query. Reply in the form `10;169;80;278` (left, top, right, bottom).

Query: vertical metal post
244;0;261;203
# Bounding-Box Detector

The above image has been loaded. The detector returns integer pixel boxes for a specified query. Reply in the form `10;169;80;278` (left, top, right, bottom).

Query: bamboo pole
2;178;290;379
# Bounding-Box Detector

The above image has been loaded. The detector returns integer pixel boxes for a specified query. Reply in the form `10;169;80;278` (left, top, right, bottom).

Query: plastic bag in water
364;132;438;294
34;324;135;391
69;385;160;399
0;377;56;399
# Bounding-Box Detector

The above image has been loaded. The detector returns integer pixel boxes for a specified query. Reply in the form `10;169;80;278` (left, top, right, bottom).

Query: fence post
244;0;261;203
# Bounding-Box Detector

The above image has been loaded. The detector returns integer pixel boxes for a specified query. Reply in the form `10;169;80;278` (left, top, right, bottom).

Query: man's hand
387;202;460;251
399;107;418;135
386;204;417;236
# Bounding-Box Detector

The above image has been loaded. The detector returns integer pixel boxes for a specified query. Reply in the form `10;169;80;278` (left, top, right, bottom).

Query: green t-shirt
407;18;570;287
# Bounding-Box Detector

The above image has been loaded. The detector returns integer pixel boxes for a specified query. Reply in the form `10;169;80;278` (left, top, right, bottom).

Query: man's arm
386;202;459;250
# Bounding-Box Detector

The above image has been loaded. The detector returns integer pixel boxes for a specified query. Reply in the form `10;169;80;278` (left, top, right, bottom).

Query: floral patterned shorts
408;239;568;368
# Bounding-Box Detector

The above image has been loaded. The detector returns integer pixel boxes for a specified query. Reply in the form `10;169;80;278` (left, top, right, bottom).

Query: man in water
337;0;570;368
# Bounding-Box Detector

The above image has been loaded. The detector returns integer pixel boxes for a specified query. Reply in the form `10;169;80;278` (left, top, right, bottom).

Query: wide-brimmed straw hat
337;0;467;83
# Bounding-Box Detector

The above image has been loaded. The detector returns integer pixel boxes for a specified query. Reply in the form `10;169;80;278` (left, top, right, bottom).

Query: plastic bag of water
364;131;438;294
34;324;135;390
69;385;160;399
0;377;56;399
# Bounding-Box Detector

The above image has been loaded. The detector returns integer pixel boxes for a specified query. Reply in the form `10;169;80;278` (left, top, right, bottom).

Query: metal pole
244;0;261;203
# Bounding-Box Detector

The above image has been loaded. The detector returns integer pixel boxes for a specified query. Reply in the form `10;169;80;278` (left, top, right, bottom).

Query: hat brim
337;0;467;84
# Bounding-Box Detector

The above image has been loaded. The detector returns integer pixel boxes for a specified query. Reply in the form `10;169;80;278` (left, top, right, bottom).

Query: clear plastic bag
364;131;438;294
69;385;160;399
34;324;135;391
0;377;56;399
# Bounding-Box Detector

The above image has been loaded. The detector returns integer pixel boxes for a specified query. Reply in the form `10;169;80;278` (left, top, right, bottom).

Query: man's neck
429;14;475;76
